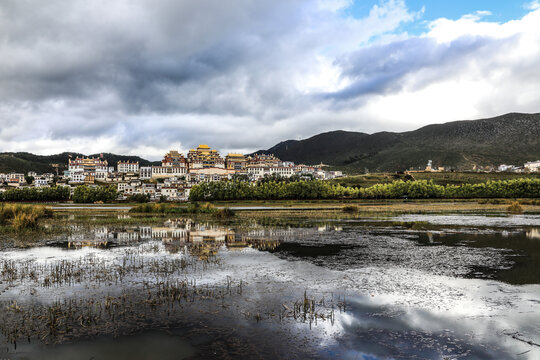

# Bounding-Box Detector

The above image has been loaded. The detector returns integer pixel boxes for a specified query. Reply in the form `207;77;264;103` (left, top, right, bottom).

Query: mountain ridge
0;113;538;174
254;112;540;171
0;152;160;174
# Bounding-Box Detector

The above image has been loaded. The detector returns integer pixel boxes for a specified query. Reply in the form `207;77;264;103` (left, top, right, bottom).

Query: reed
214;207;235;219
0;204;52;231
342;205;359;213
507;201;524;214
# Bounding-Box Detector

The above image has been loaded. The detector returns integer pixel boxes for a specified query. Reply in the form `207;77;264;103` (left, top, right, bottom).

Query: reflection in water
1;215;539;359
527;228;540;240
63;219;344;257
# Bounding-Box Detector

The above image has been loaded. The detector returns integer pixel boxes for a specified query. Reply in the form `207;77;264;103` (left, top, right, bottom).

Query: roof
197;144;210;149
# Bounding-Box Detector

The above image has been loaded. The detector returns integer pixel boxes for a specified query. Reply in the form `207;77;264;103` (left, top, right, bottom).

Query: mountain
0;152;160;174
254;113;540;172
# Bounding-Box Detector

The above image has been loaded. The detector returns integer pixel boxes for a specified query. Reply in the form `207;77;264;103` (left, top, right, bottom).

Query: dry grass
234;201;540;219
507;201;524;214
0;203;52;231
342;205;359;213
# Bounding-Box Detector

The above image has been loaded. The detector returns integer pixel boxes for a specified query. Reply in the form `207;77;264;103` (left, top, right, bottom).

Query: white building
34;178;49;187
246;166;295;179
94;171;109;181
140;166;152;179
498;164;517;172
142;184;156;198
70;173;86;183
270;166;295;178
8;173;25;183
161;187;179;200
525;160;540;172
117;182;128;193
152;166;187;179
118;161;139;173
246;166;266;179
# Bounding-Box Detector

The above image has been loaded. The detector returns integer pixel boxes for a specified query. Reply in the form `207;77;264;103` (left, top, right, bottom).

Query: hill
0;152;160;174
255;113;540;172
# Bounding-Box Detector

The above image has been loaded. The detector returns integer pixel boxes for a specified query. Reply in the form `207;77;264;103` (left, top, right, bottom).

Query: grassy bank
129;202;235;219
234;202;540;219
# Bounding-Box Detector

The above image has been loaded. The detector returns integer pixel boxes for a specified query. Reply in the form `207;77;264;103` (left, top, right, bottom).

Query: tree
73;185;118;203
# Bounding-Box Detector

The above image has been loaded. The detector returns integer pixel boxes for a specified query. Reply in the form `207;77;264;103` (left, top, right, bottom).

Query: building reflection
64;218;342;259
526;228;540;240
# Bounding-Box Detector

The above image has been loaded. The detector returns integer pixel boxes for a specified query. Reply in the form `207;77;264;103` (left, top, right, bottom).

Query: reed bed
129;202;235;219
0;204;52;232
0;237;344;348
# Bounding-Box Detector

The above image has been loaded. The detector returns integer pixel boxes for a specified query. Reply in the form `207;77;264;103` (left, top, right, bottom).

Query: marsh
0;211;539;359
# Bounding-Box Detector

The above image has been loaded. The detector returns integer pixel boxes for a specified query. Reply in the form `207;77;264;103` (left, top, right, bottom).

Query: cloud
525;1;540;10
324;7;540;125
0;1;539;159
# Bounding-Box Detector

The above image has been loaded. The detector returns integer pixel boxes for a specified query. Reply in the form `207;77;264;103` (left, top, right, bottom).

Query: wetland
0;205;539;359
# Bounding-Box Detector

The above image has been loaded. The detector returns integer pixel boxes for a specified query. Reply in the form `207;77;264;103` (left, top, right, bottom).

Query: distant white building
142;183;156;198
498;164;516;172
34;178;49;187
246;167;266;180
117;161;139;173
161;187;179;200
117;182;128;193
151;166;187;178
525;160;540;172
140;166;152;180
70;173;86;183
8;173;25;183
246;166;295;179
270;166;295;178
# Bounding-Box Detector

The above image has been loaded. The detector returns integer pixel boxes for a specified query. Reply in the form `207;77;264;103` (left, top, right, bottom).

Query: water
0;213;539;359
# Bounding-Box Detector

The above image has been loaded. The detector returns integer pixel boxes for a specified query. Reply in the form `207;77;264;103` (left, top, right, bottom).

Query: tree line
189;178;540;201
0;186;70;202
1;179;538;203
0;185;119;203
72;185;118;203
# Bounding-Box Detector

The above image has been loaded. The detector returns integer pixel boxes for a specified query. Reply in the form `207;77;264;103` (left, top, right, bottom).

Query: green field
329;172;540;188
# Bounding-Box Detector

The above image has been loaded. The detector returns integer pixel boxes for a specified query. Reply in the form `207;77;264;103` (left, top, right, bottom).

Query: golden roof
197;144;210;149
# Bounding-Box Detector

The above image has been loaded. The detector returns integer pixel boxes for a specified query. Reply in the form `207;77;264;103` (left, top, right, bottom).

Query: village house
525;160;540;172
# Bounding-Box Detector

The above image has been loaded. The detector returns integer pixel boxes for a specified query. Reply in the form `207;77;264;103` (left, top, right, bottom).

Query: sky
1;0;540;160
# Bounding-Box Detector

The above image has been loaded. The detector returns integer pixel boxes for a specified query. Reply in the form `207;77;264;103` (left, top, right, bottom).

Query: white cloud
0;1;539;159
524;1;540;10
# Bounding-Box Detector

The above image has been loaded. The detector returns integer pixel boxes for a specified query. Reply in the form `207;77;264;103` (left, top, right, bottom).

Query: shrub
342;205;359;213
129;194;151;203
507;201;524;214
129;202;225;216
214;208;235;219
12;213;39;231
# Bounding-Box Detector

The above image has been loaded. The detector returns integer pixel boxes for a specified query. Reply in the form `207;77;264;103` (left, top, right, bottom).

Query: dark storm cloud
0;0;539;158
327;35;517;100
0;0;311;117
